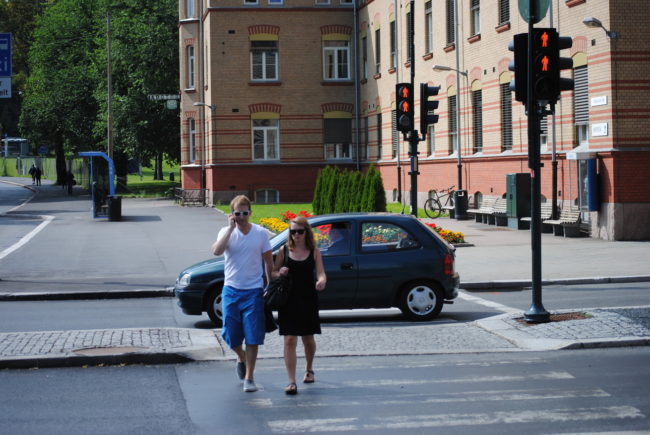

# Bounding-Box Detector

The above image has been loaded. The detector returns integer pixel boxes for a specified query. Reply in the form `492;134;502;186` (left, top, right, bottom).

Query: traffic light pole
408;0;419;217
524;4;550;323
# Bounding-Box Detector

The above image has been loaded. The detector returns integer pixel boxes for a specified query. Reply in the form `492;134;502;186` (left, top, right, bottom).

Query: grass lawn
123;161;181;198
215;203;313;224
213;202;446;222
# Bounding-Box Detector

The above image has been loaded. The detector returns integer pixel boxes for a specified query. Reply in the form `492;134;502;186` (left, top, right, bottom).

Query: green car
174;213;459;325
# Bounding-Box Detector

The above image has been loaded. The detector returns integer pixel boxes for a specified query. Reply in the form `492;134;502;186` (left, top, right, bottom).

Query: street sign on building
0;33;11;99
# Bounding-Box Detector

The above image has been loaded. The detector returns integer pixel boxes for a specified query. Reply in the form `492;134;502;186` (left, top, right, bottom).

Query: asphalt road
2;282;649;333
2;348;649;434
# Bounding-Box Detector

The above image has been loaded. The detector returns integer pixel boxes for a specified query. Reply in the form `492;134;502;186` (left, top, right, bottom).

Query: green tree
20;0;101;184
348;170;363;212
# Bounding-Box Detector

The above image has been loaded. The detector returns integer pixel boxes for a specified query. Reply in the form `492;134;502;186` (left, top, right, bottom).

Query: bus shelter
78;151;121;221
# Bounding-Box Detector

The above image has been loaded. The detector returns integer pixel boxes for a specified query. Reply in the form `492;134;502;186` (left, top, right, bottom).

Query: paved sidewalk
1;178;650;368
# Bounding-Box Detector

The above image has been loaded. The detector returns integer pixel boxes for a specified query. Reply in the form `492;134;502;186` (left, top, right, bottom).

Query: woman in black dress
273;216;326;395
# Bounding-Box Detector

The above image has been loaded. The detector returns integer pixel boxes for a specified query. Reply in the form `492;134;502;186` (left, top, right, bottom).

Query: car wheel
398;281;444;321
206;288;223;327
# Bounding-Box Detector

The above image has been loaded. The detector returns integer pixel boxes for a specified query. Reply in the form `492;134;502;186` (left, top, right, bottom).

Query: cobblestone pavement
257;323;518;358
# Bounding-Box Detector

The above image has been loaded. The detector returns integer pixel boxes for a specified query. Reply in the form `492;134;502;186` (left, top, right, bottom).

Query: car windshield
270;228;289;250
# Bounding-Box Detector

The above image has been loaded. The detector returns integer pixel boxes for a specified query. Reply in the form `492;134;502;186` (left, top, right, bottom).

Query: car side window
361;222;421;253
314;223;351;256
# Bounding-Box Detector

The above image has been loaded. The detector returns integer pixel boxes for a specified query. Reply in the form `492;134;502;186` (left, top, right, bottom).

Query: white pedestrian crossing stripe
267;407;645;433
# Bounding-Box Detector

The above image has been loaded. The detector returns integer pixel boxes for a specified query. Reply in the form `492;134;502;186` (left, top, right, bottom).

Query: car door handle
340;263;354;270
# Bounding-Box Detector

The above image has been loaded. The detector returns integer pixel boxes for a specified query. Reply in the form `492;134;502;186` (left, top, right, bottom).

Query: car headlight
178;273;191;287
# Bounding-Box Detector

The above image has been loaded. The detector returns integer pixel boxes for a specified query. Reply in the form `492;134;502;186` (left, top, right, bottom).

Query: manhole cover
73;346;148;356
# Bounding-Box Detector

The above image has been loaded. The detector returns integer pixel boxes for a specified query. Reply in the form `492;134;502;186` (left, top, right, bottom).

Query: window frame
498;0;510;26
390;20;397;69
255;189;279;204
375;28;381;75
500;83;513;152
470;0;480;36
472;89;483;153
188;118;196;163
362;36;368;80
323;40;350;81
186;0;195;18
446;0;455;46
252;119;280;161
448;94;458;155
250;40;279;81
376;112;383;160
425;1;433;54
186;45;195;89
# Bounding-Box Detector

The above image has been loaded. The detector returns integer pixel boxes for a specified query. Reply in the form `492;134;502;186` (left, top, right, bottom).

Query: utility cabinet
506;173;531;229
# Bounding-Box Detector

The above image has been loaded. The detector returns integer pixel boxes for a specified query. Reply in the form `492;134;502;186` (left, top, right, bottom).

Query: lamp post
432;64;468;219
106;8;113;160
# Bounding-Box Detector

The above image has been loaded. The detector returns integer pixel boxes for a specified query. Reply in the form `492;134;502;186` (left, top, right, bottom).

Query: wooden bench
467;197;497;223
520;202;554;232
174;188;206;206
442;203;455;218
488;197;508;226
543;208;582;237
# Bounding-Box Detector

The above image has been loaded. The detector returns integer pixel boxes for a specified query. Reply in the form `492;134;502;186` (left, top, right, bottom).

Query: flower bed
423;222;466;244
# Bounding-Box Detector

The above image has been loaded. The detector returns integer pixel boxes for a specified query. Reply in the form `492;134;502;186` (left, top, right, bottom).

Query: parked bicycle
424;186;455;218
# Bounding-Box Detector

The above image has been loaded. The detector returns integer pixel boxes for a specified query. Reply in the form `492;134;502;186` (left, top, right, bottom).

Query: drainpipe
353;1;360;171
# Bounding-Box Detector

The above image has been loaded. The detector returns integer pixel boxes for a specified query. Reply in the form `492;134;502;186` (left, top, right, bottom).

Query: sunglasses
290;229;306;235
232;211;250;217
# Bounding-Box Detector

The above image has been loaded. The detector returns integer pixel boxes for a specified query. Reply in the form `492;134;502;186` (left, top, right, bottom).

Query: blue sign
38;146;48;155
0;33;12;77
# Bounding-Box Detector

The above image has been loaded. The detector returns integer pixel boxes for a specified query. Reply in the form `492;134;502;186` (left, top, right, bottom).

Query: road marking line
250;387;609;409
458;290;521;314
0;214;54;260
268;406;644;433
341;371;574;387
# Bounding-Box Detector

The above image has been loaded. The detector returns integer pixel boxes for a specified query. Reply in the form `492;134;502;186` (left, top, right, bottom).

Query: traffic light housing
420;82;440;140
508;33;528;105
396;83;414;134
556;34;574;103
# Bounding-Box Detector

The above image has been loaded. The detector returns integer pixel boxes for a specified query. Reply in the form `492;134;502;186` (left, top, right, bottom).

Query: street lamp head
582;17;603;29
432;64;468;77
582;16;619;39
193;102;216;110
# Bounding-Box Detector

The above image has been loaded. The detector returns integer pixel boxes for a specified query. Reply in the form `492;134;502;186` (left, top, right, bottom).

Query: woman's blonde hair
287;216;315;252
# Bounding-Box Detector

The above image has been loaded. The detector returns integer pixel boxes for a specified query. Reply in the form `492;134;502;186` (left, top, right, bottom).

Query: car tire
398;281;444;321
206;288;223;327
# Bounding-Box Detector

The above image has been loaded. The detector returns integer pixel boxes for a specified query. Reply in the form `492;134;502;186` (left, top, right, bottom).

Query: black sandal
285;383;298;395
303;370;315;383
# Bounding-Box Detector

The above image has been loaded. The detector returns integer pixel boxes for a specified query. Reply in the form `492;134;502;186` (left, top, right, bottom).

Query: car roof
307;213;420;225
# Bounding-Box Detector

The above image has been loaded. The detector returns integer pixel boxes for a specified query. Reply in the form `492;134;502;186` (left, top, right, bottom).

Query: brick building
178;0;650;240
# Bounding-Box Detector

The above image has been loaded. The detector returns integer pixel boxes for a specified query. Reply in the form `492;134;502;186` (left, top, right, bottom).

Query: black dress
278;249;321;336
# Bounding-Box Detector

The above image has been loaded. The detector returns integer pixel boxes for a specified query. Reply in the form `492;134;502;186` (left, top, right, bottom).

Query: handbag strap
283;245;289;267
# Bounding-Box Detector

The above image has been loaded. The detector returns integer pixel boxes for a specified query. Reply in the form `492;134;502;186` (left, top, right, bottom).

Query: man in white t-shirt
212;195;273;393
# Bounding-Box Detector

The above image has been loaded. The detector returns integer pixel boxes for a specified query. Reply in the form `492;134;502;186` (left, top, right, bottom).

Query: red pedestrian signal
395;83;414;135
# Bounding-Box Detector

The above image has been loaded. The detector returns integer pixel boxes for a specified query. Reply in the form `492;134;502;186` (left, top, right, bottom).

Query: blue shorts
221;285;265;348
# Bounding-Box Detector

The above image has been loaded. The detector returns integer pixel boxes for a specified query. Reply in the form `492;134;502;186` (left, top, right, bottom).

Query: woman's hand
278;266;289;276
315;278;326;291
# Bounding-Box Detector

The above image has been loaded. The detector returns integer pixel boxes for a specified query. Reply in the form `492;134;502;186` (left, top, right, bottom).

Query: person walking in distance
212;195;273;393
273;216;326;395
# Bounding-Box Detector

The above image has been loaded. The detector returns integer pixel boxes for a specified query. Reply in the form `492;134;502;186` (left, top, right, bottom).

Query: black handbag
264;246;291;310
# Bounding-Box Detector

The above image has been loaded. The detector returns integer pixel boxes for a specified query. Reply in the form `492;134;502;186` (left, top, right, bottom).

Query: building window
323;41;350;80
252;119;279;160
244;0;259;4
376;113;382;160
540;114;548;151
427;125;435;156
425;1;433;53
186;0;194;18
574;65;589;148
340;0;353;4
446;0;455;46
470;0;480;36
390;20;397;69
315;0;330;4
268;0;283;4
472;89;483;153
186;46;195;89
391;110;398;159
362;36;368;80
188;118;196;163
256;189;279;204
251;41;278;81
324;118;352;159
448;95;457;154
498;0;509;26
375;29;381;74
500;83;513;151
406;11;412;63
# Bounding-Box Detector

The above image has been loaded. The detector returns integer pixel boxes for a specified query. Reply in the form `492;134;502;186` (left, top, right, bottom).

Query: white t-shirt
218;223;272;289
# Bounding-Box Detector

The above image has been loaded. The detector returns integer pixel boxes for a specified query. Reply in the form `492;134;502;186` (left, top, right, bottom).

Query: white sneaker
243;379;258;392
